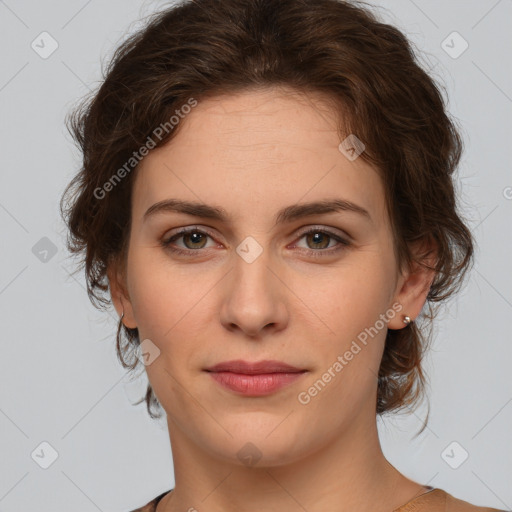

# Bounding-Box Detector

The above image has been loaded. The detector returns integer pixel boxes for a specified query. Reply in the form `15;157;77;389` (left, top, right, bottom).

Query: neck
158;411;425;512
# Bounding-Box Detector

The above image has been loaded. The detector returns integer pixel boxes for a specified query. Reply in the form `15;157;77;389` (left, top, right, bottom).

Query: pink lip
205;359;304;374
204;359;307;396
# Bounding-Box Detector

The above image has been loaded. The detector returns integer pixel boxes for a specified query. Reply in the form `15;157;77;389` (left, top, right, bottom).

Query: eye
161;227;217;255
161;225;352;258
292;227;351;257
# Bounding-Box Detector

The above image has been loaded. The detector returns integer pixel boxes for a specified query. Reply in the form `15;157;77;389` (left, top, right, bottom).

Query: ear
107;260;137;329
388;238;437;330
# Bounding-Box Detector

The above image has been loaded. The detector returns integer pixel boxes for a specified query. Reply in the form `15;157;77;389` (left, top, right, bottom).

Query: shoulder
128;489;173;512
128;488;507;512
444;489;507;512
396;488;507;512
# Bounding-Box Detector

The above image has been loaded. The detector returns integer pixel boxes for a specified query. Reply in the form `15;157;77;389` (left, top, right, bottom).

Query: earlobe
388;269;435;330
388;308;415;331
107;264;138;329
388;241;437;330
118;299;137;329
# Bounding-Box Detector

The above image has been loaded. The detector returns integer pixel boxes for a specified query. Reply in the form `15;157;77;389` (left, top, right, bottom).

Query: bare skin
109;86;435;512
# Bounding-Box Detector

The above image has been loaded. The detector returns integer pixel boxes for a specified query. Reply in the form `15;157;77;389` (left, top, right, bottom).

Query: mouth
204;359;308;396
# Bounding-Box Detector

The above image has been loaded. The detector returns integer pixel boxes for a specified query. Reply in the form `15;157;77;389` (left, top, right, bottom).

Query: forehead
167;87;343;156
132;87;387;227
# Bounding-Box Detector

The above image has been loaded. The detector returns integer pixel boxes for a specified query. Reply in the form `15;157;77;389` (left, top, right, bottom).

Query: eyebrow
143;198;372;225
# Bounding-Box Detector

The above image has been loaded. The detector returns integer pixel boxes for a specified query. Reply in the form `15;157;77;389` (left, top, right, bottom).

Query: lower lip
206;371;306;396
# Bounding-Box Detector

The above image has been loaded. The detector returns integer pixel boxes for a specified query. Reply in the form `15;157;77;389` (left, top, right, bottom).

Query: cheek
296;271;392;412
300;257;395;384
125;247;212;334
305;259;394;331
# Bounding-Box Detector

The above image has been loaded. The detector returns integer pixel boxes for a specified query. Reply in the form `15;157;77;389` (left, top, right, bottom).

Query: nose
219;246;289;338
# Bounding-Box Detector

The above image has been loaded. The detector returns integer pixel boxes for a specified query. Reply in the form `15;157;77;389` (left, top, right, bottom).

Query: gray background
0;0;511;510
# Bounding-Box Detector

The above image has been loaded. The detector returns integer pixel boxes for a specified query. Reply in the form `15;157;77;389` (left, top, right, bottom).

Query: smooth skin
109;86;435;512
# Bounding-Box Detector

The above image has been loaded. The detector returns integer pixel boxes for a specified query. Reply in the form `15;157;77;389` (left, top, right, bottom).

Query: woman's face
114;87;418;466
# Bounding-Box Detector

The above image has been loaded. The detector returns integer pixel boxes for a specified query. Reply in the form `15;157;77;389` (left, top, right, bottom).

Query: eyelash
161;226;351;258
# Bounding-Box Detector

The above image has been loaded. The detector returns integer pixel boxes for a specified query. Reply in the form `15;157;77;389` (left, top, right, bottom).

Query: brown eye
181;231;208;249
305;231;332;250
293;227;351;258
161;227;216;255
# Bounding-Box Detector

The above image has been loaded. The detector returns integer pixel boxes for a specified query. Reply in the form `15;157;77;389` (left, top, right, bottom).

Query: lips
204;359;305;374
204;359;307;396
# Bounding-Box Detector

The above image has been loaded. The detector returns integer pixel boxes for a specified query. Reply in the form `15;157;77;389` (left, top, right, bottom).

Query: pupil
184;231;205;248
309;232;328;249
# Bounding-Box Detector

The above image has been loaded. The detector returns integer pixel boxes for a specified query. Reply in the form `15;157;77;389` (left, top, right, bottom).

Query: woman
60;0;506;510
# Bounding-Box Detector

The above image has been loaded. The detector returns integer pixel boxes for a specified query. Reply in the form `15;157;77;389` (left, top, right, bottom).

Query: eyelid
288;226;352;255
294;224;351;241
163;224;350;242
162;225;218;246
161;224;352;255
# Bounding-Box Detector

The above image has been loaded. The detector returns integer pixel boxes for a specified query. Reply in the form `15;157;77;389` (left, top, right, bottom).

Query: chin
199;420;313;468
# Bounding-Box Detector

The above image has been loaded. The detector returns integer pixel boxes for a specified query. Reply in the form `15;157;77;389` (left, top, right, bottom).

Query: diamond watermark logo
31;31;59;59
338;134;365;161
134;338;161;366
441;31;468;59
441;441;469;469
236;236;263;263
237;442;263;467
31;441;59;469
32;237;58;263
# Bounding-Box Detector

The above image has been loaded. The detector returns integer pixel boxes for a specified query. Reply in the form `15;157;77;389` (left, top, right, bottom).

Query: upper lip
204;359;306;374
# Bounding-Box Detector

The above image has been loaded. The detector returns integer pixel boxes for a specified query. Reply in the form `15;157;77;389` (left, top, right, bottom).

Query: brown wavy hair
60;0;474;430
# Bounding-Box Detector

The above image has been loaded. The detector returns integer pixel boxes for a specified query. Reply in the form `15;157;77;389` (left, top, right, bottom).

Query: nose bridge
220;235;288;335
232;235;276;301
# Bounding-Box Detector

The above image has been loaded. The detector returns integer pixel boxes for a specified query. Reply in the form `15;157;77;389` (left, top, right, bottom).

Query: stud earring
403;315;411;325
